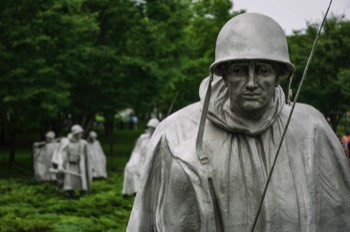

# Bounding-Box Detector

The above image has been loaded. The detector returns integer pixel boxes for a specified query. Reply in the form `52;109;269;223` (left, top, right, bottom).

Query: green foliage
0;0;239;150
0;174;134;232
0;0;238;141
288;16;350;131
0;0;99;130
158;0;241;113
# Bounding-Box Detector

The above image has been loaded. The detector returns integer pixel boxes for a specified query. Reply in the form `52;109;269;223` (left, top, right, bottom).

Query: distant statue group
33;124;107;198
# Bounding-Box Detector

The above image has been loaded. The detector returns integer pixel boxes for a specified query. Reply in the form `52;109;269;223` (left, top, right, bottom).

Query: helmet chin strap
286;73;294;105
196;72;214;164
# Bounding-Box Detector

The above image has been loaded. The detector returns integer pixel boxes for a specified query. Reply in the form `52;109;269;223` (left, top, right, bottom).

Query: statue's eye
233;67;241;73
228;65;245;75
257;65;270;75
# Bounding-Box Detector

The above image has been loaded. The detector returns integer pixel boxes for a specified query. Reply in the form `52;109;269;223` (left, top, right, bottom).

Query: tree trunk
103;118;108;136
0;123;4;145
109;129;114;157
85;117;95;136
9;127;16;165
329;112;342;133
82;112;95;138
105;115;114;156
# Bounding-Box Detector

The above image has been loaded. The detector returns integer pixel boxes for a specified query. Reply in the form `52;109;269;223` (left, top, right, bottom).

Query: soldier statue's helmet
45;131;56;139
209;13;295;76
89;131;97;138
147;118;160;129
71;124;84;135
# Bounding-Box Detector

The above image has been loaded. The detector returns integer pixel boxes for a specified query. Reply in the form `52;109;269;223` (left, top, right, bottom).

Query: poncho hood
199;76;285;136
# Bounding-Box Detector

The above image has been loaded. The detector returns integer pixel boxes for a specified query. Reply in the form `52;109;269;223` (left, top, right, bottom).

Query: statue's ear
275;76;280;87
221;64;228;86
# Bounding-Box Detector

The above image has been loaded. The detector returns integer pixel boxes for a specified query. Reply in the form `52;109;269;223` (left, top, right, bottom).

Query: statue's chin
232;101;269;120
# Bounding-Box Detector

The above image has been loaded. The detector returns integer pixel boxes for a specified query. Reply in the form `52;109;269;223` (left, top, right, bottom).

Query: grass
0;173;134;232
0;128;142;232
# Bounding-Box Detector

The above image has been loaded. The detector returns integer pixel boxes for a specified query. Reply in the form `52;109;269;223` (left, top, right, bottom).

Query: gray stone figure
87;131;107;179
50;135;67;187
56;125;93;197
51;137;66;188
127;13;350;231
138;118;160;168
33;131;59;181
122;118;160;197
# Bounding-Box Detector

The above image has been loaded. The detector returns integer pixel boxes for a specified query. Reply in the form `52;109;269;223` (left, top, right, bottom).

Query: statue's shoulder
283;103;329;130
151;102;201;149
141;103;200;171
294;103;325;121
80;139;88;146
59;137;70;146
158;102;201;131
139;133;150;140
47;141;59;148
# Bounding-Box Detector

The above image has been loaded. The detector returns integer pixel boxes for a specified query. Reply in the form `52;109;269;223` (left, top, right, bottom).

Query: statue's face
223;60;279;119
74;132;83;140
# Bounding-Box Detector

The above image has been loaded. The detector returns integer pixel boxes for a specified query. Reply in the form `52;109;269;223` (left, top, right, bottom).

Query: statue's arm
314;119;350;230
56;140;69;170
126;135;167;232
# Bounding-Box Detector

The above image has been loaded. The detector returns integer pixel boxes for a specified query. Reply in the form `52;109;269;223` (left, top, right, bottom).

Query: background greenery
1;0;349;164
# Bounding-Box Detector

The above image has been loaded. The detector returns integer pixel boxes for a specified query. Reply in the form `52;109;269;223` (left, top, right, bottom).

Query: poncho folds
33;141;59;181
127;76;350;232
87;140;108;179
122;132;151;195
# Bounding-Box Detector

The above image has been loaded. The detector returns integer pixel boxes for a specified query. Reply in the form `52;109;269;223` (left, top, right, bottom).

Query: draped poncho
33;142;59;181
87;140;108;179
127;76;350;232
56;138;93;192
123;132;151;195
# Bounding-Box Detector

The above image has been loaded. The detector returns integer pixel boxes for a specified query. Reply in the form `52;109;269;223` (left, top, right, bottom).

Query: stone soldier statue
138;118;160;169
87;131;107;179
33;131;59;181
57;125;93;197
122;118;160;197
127;13;350;231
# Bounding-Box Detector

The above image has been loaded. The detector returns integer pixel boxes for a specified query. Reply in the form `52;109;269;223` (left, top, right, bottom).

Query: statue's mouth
242;93;261;100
